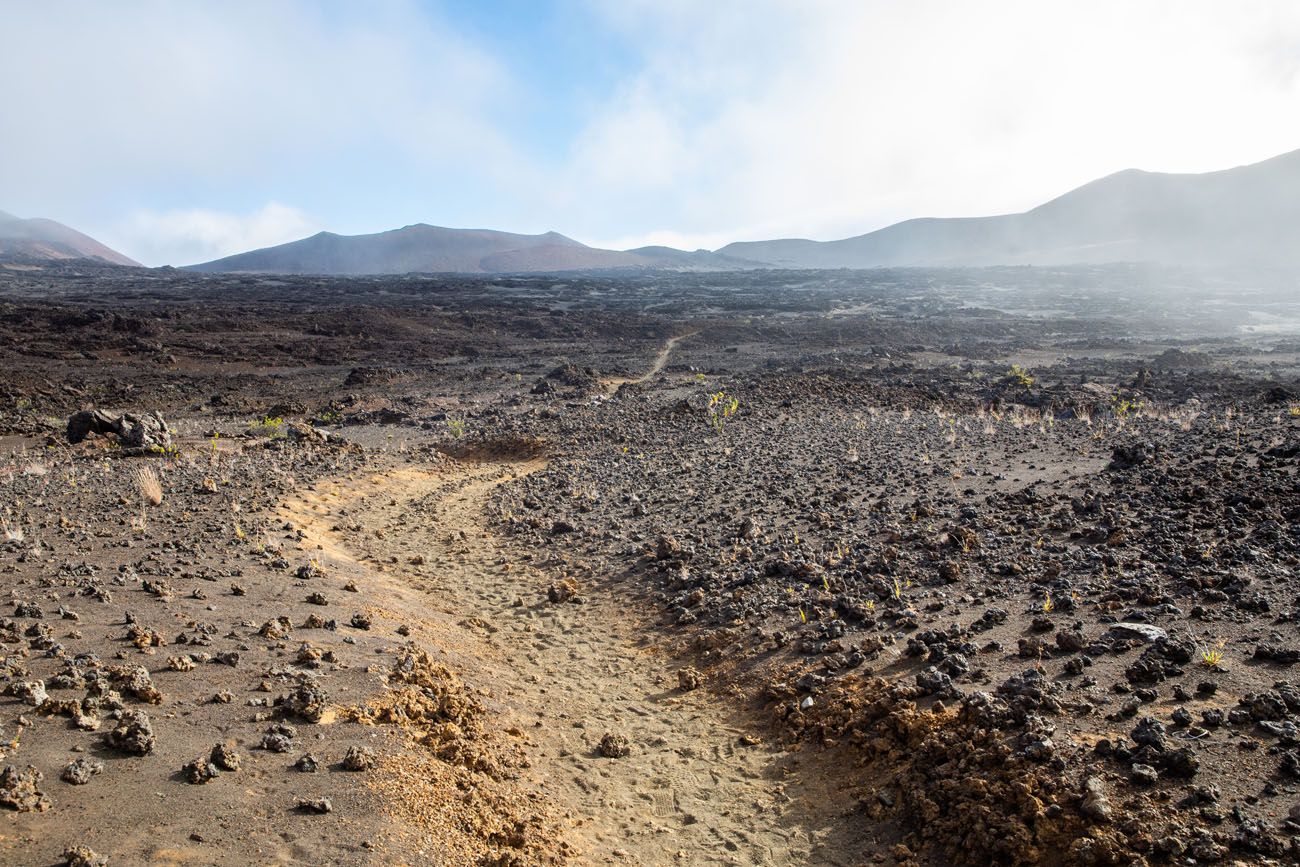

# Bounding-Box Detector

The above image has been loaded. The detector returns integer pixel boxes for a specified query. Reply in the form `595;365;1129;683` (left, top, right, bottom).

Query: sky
4;0;1300;266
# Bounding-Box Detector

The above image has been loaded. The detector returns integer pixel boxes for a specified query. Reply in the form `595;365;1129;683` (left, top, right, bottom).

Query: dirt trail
278;336;866;865
601;331;697;391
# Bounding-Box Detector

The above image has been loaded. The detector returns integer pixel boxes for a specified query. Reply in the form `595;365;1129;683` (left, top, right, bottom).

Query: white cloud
564;0;1300;248
0;0;522;249
6;1;1300;256
114;203;322;266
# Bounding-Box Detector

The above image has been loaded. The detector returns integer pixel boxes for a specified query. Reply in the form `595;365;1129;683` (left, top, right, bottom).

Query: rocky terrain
1;262;1298;865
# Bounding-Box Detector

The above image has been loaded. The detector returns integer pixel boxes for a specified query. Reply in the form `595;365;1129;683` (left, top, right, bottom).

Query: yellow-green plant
249;415;285;438
1004;364;1034;388
707;391;740;433
1200;639;1226;668
446;416;467;439
1111;393;1142;420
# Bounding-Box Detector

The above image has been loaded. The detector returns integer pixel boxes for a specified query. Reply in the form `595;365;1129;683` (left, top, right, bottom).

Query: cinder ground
1;262;1299;866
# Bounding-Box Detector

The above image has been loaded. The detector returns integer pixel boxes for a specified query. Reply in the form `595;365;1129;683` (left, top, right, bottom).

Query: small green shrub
707;391;739;433
1004;364;1034;388
249;416;285;438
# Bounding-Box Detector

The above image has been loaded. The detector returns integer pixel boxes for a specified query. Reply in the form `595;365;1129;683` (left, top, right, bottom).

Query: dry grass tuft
136;466;163;506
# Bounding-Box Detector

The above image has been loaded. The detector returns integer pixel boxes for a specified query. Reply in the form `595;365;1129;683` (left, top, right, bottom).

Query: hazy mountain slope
188;222;771;274
187;224;653;274
626;246;765;269
0;211;140;266
721;149;1300;268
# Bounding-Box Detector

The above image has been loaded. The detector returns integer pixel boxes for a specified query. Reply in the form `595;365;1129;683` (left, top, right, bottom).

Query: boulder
65;409;172;453
1109;623;1167;643
114;411;171;452
65;410;118;444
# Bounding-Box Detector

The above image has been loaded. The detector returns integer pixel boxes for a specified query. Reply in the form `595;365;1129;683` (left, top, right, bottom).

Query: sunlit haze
5;0;1300;265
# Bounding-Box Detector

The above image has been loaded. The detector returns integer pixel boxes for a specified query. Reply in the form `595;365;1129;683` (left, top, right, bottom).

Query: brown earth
1;264;1299;866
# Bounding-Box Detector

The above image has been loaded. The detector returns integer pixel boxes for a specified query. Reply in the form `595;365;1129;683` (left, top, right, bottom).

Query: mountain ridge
17;147;1300;275
0;211;139;267
720;148;1300;269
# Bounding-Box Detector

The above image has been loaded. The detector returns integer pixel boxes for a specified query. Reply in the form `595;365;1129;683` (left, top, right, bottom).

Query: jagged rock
295;797;332;814
65;410;118;444
342;745;377;771
62;846;107;867
105;710;155;755
115;411;172;452
65;409;172;453
210;743;240;771
181;757;219;784
598;732;631;758
284;675;329;723
0;765;49;812
1081;776;1112;823
1110;623;1167;643
61;757;103;785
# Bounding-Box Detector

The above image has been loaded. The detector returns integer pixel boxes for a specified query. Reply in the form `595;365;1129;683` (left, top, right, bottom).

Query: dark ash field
2;263;1299;866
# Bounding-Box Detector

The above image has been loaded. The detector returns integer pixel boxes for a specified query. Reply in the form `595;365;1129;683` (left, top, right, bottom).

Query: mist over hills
185;148;1300;275
185;224;750;274
11;148;1300;275
0;211;139;266
721;149;1300;269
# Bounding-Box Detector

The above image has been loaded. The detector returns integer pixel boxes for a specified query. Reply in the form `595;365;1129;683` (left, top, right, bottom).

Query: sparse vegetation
1003;364;1034;388
136;466;163;506
1200;639;1226;668
1110;392;1142;420
249;415;286;438
707;390;739;433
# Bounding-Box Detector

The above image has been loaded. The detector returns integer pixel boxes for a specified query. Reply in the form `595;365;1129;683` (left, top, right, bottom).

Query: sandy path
283;456;861;865
277;336;866;864
601;332;697;391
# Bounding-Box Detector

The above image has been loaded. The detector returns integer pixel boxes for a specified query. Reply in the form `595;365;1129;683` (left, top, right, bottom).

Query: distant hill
188;224;750;274
185;148;1300;274
0;211;139;266
720;149;1300;269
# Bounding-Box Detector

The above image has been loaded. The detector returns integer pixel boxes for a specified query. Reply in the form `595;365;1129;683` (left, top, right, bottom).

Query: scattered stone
342;745;377;771
0;765;49;812
105;710;155;755
284;674;330;723
1130;763;1159;786
295;797;332;814
1109;623;1167;643
547;579;580;603
181;757;219;784
6;680;47;707
62;846;108;867
1081;777;1112;823
61;757;104;785
210;743;241;772
598;732;631;758
261;723;297;753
